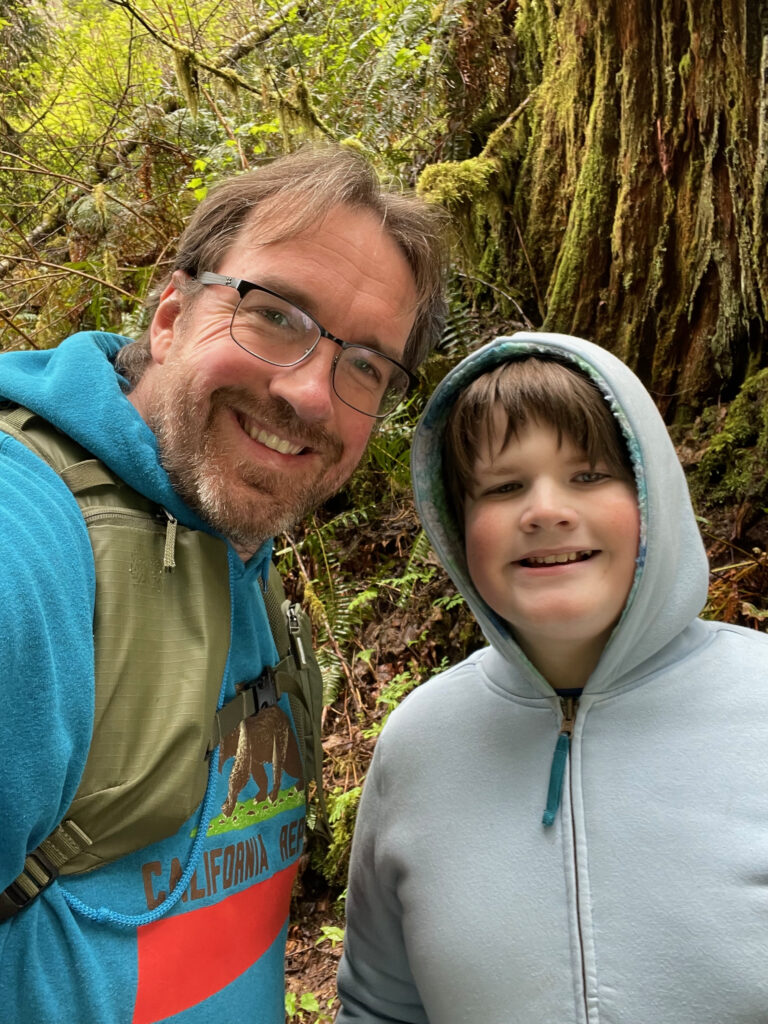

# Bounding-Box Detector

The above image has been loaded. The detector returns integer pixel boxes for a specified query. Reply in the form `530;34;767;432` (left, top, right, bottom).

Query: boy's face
463;410;640;681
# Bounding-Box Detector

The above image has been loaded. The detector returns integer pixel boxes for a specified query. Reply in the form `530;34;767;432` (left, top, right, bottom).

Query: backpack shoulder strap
0;407;230;917
0;404;140;500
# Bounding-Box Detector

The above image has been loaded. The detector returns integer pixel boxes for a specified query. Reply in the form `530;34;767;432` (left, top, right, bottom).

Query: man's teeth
526;551;593;565
241;419;303;455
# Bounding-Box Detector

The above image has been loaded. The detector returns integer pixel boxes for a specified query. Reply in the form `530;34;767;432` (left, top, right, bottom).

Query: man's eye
343;351;387;388
256;307;292;329
351;356;382;381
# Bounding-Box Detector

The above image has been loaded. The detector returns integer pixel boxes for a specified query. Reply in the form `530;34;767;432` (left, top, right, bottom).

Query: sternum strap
0;820;92;921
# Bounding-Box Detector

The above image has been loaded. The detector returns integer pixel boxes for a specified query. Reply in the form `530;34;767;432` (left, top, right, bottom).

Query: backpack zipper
161;510;177;570
82;507;178;570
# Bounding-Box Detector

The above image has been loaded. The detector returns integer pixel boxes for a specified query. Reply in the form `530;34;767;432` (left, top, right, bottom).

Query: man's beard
145;370;348;554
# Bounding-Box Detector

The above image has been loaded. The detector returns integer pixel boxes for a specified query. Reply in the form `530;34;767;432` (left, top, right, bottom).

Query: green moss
418;155;511;298
417;155;500;209
688;368;768;511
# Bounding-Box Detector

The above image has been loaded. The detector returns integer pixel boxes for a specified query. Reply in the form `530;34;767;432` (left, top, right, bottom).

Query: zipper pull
542;697;578;827
162;509;177;571
286;603;307;669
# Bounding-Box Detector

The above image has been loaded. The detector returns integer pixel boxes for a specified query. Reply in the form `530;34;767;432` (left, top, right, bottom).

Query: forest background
1;0;767;1018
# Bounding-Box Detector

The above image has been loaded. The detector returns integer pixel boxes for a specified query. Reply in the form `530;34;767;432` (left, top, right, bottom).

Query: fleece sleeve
336;740;429;1024
0;436;96;892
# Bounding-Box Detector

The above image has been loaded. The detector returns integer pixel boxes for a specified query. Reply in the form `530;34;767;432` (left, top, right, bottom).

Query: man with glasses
0;145;447;1024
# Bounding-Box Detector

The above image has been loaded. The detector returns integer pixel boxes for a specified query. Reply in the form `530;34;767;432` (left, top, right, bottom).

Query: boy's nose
519;482;577;532
267;341;337;423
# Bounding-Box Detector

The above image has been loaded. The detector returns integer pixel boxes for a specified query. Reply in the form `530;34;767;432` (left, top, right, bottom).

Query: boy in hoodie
337;332;768;1024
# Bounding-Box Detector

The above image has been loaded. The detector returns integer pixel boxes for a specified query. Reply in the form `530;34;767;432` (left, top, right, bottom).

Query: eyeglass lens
231;289;409;417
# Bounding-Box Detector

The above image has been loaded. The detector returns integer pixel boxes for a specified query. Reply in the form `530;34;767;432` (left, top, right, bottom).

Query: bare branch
0;306;40;349
104;0;298;96
215;3;301;66
1;152;163;234
0;254;137;299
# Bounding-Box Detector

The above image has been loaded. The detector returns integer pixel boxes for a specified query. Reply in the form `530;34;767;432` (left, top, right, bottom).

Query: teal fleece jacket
0;332;304;1024
337;333;768;1024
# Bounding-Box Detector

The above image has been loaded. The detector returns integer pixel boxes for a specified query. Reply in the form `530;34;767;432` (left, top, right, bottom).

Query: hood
411;332;710;695
0;332;268;564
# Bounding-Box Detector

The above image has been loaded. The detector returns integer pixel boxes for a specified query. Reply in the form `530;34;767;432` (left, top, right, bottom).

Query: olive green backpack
0;405;328;922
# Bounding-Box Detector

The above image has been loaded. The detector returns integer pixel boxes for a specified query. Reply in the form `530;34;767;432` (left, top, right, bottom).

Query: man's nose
519;481;577;532
266;342;337;423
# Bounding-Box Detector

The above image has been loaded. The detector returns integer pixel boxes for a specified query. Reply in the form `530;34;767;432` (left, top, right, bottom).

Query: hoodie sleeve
0;436;95;892
336;741;429;1024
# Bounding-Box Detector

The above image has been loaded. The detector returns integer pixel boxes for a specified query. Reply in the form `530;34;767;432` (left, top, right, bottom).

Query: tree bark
420;0;768;420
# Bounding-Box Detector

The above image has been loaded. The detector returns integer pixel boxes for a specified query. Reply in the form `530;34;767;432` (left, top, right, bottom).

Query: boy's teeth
527;551;592;565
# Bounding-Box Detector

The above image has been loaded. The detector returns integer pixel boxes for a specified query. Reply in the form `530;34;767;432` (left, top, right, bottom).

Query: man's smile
235;410;308;456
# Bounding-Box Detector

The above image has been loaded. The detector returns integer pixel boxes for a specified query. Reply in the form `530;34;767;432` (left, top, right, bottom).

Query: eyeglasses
196;271;415;419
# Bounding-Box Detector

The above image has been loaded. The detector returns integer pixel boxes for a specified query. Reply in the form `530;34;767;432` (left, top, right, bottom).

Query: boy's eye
573;470;609;483
484;480;522;496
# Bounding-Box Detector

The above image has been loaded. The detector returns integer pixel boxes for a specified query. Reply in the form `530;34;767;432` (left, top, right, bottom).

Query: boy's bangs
444;357;634;521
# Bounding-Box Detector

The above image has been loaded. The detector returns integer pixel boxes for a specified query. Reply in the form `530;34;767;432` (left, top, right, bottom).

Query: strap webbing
0;405;35;431
0;821;92;922
60;459;117;493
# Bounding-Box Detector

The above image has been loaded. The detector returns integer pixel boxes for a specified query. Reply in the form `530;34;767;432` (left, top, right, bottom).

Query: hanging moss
688;368;768;514
173;48;198;120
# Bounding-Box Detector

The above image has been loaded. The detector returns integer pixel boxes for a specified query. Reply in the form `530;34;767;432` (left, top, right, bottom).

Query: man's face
129;204;418;556
463;411;639;683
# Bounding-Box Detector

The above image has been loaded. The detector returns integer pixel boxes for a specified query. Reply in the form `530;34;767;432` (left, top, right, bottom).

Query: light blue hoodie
337;333;768;1024
0;332;304;1024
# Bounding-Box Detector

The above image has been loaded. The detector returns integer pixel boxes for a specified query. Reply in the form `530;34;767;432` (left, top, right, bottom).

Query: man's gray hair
116;145;448;383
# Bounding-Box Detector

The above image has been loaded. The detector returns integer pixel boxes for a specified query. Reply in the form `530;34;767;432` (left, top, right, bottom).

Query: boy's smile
463;415;640;688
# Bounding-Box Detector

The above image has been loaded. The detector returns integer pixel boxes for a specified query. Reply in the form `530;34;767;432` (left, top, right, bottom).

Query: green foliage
0;0;467;352
285;989;335;1022
362;665;423;739
315;924;344;948
311;785;362;888
688;368;768;515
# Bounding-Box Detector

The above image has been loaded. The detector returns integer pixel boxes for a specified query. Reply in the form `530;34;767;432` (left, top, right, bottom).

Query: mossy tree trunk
420;0;768;422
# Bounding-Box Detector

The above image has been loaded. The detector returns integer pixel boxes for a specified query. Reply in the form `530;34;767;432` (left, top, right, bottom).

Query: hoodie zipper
542;696;578;826
544;696;590;1020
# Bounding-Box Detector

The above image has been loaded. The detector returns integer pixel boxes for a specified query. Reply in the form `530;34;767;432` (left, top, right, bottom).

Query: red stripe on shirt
131;862;298;1024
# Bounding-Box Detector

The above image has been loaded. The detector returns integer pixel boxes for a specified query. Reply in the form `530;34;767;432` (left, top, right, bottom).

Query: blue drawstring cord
61;746;224;927
542;732;570;826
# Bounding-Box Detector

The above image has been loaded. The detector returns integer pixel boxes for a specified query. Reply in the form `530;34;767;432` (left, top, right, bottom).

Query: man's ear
149;270;190;364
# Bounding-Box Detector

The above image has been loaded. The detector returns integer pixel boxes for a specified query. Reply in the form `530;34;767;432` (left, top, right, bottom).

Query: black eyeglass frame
196;271;416;418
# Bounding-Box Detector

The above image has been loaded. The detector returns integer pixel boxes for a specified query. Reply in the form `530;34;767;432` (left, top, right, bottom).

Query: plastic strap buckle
207;667;281;755
0;849;58;920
